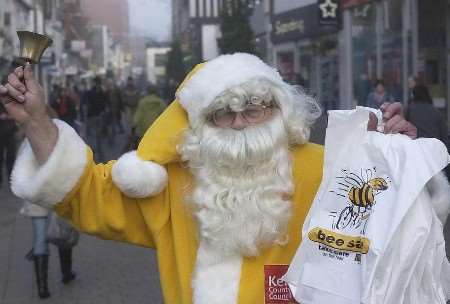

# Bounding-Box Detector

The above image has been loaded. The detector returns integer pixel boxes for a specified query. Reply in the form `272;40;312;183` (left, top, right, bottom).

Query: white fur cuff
111;151;168;198
11;119;88;208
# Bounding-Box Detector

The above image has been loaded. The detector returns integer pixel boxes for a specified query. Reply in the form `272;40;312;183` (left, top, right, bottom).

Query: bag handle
322;107;382;174
327;107;382;135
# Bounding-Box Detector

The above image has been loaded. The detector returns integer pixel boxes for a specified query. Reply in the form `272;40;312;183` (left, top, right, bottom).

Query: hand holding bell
0;31;52;121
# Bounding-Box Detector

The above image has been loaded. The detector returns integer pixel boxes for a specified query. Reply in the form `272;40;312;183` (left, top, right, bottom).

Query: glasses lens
213;108;236;126
243;104;266;122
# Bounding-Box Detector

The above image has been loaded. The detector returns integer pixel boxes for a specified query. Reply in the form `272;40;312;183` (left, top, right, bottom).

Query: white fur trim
427;171;450;224
10;119;88;208
193;242;243;304
177;53;285;124
111;151;168;198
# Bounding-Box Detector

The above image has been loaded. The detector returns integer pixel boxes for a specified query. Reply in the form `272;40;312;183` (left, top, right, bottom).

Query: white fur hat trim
111;151;168;198
177;53;285;124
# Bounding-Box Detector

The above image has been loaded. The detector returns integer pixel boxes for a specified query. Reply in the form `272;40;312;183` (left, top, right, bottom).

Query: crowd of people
365;76;448;150
45;75;168;162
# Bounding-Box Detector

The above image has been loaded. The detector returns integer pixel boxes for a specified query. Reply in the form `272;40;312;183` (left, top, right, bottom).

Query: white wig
196;77;322;146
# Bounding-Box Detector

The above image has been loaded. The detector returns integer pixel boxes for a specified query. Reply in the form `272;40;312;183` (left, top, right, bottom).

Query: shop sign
318;0;341;26
342;0;374;9
272;4;338;44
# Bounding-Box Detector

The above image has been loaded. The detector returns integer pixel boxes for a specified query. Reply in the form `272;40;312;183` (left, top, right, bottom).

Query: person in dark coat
50;86;78;129
366;79;395;109
0;103;17;187
406;84;448;147
105;78;124;136
86;77;108;158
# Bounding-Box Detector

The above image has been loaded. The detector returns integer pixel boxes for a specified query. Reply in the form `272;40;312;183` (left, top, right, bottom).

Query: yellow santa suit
10;54;325;304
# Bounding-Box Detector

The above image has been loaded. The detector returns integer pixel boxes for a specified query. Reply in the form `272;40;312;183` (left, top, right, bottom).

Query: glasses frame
208;102;275;128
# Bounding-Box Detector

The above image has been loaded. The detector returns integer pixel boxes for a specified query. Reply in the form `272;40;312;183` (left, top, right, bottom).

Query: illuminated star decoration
320;0;338;18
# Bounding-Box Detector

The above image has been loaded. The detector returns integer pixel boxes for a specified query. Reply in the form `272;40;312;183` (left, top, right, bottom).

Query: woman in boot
21;202;78;299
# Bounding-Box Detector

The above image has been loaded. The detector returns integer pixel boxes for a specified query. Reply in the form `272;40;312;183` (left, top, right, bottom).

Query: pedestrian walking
407;75;419;103
0;103;17;188
86;76;108;159
406;84;448;146
50;86;78;131
130;84;166;146
22;202;78;299
366;79;395;109
122;76;140;132
105;78;124;137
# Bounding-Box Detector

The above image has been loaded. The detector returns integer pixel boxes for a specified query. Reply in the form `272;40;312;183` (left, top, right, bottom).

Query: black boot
58;247;76;284
33;255;50;299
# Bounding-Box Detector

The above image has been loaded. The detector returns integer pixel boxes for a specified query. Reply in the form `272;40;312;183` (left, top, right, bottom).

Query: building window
381;0;405;102
352;3;377;106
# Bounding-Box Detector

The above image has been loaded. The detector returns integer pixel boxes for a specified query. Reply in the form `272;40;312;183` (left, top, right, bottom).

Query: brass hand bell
17;31;53;64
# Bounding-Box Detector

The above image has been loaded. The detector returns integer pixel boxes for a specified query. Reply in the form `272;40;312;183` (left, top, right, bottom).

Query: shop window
316;35;340;111
352;2;377;106
382;0;405;102
417;0;447;109
299;49;312;89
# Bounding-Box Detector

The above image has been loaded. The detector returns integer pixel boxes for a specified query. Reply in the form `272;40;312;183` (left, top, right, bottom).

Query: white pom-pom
111;151;168;198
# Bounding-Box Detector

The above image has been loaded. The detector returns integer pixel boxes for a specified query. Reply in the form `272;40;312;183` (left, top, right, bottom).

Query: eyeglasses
208;103;274;127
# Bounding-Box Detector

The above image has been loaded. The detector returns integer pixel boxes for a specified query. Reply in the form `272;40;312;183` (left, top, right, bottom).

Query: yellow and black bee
330;169;389;232
348;178;388;208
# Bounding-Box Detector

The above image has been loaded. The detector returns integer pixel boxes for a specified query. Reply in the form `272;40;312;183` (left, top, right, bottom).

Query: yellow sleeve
54;148;169;248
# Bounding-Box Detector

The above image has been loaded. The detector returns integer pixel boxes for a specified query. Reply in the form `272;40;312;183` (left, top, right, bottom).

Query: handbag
46;212;80;248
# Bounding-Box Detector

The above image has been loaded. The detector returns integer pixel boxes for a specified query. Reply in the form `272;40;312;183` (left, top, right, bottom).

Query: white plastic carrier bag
283;107;450;304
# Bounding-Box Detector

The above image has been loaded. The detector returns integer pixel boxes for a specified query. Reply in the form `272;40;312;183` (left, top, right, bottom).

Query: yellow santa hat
111;53;286;198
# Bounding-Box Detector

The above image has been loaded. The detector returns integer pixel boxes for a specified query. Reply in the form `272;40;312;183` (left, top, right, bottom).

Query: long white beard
180;115;294;257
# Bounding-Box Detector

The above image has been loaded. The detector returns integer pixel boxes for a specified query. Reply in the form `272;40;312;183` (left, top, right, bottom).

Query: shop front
271;3;339;111
343;0;449;122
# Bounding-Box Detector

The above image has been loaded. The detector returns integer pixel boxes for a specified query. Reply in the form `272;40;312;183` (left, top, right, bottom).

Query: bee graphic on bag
330;168;389;233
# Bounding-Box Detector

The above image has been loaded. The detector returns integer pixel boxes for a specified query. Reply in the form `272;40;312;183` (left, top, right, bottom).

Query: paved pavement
0;126;163;304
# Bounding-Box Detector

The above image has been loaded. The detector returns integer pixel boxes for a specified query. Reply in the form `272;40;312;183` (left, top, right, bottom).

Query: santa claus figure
1;53;446;304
